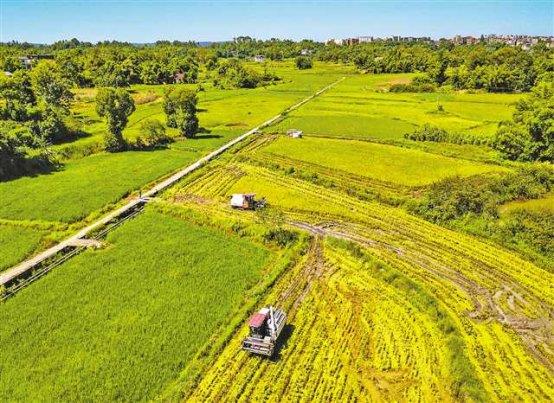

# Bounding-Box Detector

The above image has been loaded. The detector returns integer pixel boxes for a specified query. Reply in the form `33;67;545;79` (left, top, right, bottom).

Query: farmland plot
0;209;273;401
0;225;46;272
168;154;553;401
0;63;349;266
261;136;507;186
0;148;200;222
62;62;350;154
2;63;550;402
272;73;521;143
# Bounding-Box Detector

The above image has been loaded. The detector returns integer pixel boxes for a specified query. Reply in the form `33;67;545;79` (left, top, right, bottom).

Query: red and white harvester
242;306;286;357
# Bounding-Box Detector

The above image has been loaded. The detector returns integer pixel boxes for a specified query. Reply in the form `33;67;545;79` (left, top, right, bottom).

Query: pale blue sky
1;1;552;43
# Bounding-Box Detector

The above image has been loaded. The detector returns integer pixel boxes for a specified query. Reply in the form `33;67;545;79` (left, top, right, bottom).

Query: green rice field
0;209;271;401
261;136;507;186
0;225;45;271
273;73;521;142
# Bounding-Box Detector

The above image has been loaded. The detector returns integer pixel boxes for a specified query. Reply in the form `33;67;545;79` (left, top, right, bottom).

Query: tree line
1;38;551;179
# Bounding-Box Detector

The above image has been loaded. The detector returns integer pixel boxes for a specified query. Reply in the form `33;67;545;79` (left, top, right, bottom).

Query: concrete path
0;77;345;288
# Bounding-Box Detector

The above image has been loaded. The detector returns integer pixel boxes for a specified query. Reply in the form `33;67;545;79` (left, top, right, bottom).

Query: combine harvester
242;306;286;357
230;193;266;210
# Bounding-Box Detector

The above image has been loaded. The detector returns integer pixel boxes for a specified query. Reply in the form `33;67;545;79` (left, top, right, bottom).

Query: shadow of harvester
269;323;295;362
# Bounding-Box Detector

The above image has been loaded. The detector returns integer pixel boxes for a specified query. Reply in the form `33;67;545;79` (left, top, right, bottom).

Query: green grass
0;209;270;401
261;136;507;186
0;148;200;222
0;225;45;271
273;73;522;142
61;62;351;155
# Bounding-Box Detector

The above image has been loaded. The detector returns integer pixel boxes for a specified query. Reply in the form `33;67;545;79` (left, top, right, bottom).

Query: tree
2;56;22;73
95;88;135;151
493;81;553;162
140;60;172;85
0;131;27;179
30;60;74;111
295;56;313;69
163;87;199;138
37;107;68;143
0;70;37;121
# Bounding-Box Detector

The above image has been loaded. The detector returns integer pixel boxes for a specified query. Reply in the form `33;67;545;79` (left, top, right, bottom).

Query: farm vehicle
242;306;286;357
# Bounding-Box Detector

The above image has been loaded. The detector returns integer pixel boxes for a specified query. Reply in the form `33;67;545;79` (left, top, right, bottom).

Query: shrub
213;59;279;89
263;228;298;247
412;167;554;222
138;119;170;148
295;56;313;70
389;75;436;93
404;124;488;145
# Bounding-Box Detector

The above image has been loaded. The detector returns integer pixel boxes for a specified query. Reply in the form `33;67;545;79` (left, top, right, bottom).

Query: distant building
18;54;54;69
300;48;312;56
358;36;374;43
253;55;266;63
4;71;13;77
326;38;344;46
344;38;359;46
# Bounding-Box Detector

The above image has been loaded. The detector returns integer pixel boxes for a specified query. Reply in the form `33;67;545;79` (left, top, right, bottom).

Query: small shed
3;71;13;77
287;129;303;138
253;55;266;63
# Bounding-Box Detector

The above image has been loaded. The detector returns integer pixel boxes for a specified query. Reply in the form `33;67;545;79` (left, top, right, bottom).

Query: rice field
167;153;553;402
260;136;507;186
63;61;350;154
499;192;554;215
0;209;272;400
0;148;200;223
0;225;45;272
272;73;521;143
2;63;551;401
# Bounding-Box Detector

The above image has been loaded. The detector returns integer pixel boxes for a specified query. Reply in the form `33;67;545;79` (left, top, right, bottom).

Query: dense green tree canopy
95;87;135;151
493;81;553;162
163;87;198;138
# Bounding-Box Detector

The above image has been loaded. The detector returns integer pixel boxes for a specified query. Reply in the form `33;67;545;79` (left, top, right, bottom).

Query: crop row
176;156;553;400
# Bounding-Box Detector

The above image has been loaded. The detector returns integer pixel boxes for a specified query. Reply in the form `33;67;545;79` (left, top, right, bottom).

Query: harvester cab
242;306;286;357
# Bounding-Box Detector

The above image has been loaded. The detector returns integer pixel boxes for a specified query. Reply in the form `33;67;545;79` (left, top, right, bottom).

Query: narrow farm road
0;77;345;289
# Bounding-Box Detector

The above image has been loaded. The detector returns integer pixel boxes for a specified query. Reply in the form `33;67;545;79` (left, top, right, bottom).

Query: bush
213;59;279;89
389;75;436;93
295;56;313;70
404;124;488;145
412;167;554;222
263;228;298;247
137;119;170;148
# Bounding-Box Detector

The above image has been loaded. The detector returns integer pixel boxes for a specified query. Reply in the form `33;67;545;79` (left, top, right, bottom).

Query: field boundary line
0;76;345;290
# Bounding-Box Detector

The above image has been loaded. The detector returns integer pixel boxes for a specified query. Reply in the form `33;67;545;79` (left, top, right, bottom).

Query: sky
1;0;553;43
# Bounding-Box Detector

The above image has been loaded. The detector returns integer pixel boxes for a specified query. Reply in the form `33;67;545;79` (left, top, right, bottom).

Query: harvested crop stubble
175;159;553;401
